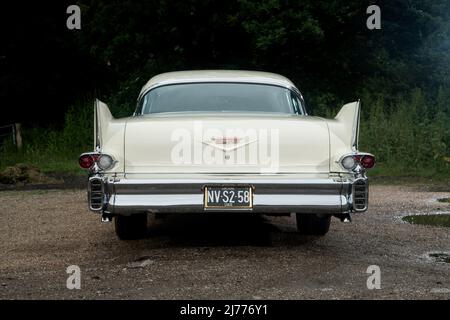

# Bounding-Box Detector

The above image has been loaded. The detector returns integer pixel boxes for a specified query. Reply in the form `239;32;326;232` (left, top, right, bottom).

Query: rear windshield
138;83;303;114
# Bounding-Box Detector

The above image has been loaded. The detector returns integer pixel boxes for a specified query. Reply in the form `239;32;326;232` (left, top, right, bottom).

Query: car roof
139;70;297;97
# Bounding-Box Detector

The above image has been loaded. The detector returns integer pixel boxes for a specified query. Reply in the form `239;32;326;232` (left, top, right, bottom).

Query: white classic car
79;70;375;240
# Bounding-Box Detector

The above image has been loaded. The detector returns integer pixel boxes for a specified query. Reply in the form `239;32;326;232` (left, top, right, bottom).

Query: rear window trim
134;81;305;116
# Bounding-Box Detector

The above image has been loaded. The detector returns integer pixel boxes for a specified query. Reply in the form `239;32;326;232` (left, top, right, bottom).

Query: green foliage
0;100;94;174
359;89;450;178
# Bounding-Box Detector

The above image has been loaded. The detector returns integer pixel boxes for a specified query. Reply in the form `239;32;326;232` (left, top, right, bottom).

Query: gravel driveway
0;184;449;299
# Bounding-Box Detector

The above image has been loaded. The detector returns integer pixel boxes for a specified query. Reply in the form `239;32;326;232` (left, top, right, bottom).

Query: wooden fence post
14;123;23;151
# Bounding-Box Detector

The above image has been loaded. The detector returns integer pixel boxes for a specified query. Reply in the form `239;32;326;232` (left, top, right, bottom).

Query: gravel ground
0;184;449;299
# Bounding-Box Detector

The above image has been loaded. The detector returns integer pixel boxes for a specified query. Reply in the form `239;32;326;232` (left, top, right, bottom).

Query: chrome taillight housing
339;153;375;171
78;153;115;171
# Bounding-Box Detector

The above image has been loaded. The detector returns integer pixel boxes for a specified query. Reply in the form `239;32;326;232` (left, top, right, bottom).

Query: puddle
126;256;155;268
437;198;450;203
421;251;450;265
402;214;450;227
431;288;450;294
429;253;450;264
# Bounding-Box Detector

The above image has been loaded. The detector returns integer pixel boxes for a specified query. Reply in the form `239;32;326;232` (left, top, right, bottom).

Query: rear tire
296;213;331;236
115;214;148;240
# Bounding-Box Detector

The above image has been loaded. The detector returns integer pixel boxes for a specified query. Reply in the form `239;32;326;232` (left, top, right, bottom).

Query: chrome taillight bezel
338;152;375;171
78;152;116;172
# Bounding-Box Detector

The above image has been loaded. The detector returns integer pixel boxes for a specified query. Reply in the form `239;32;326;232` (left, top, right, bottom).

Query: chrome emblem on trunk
202;136;257;152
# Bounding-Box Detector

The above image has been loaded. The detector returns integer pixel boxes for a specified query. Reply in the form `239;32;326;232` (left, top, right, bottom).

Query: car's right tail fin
94;99;114;150
333;100;360;151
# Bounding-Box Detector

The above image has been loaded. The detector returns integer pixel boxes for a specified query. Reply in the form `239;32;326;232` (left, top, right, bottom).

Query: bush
0;100;94;174
359;88;449;178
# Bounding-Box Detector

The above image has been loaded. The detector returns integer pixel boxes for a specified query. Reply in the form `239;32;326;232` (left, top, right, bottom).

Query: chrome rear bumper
88;174;368;215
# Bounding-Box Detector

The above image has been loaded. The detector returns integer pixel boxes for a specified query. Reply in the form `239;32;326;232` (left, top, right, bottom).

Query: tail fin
94;99;114;151
334;100;360;150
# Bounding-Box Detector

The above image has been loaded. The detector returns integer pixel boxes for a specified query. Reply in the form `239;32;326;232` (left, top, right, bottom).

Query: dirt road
0;184;449;299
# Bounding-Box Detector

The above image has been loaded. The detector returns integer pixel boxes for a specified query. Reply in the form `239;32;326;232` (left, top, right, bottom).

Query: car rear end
79;71;375;239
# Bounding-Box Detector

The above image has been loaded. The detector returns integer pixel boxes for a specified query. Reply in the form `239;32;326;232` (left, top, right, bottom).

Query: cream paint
123;114;330;173
93;72;361;175
94;100;126;172
95;101;360;174
97;102;359;173
327;101;360;172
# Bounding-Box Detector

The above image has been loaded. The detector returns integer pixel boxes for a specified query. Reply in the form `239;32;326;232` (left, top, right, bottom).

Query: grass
0;125;88;175
0;101;92;175
367;163;450;182
0;152;84;174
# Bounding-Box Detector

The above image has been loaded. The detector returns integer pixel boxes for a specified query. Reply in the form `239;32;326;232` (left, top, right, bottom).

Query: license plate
204;186;253;209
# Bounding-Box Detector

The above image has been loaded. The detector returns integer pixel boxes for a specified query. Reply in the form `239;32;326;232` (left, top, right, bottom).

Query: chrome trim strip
114;177;344;185
111;178;344;196
135;82;305;116
107;193;347;215
94;99;101;150
352;99;361;151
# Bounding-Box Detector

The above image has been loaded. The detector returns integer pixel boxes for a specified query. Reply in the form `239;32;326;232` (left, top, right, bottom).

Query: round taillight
361;155;375;169
79;154;94;169
97;154;114;170
341;155;356;170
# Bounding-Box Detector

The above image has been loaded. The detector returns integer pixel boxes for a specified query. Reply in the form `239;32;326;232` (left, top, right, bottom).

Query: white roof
139;70;297;96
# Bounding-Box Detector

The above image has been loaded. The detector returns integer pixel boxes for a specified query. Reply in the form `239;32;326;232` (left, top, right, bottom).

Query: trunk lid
123;113;330;174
